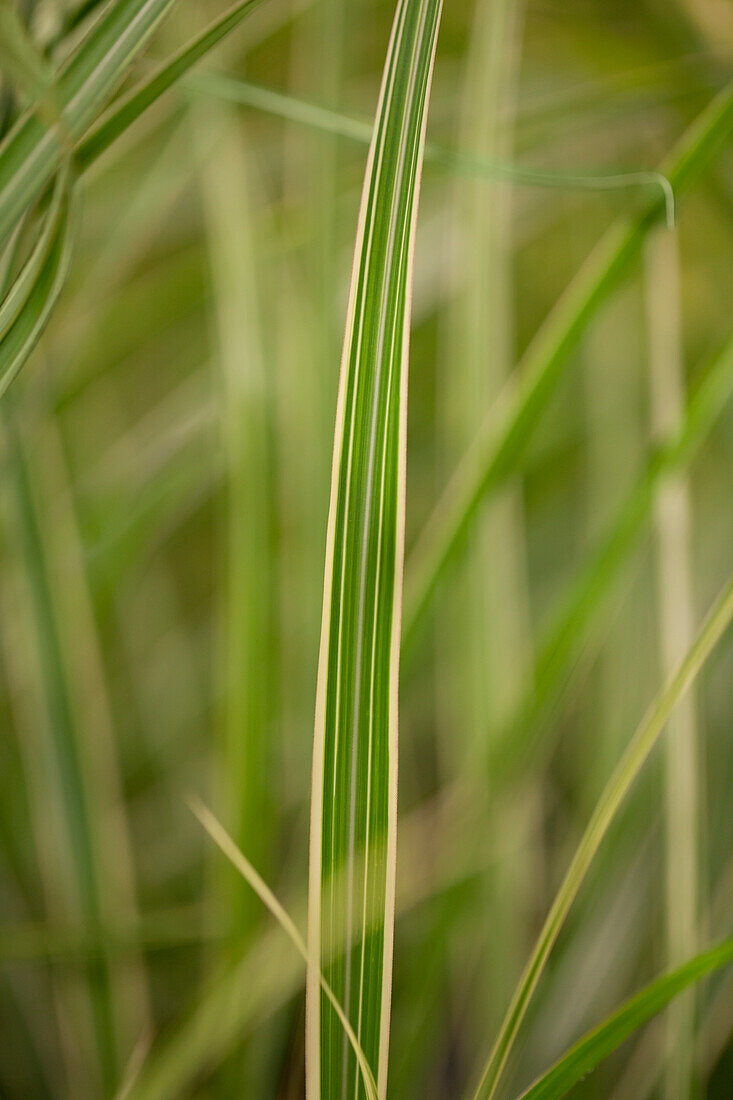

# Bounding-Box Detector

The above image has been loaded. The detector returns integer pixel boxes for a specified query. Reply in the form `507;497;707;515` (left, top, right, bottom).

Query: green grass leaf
0;165;76;396
306;1;444;1096
187;70;674;219
471;572;733;1100
2;403;119;1091
0;2;66;134
196;105;274;937
0;0;182;242
0;162;71;343
191;798;379;1100
517;938;733;1100
402;79;733;650
491;332;733;782
76;0;266;171
0;0;267;394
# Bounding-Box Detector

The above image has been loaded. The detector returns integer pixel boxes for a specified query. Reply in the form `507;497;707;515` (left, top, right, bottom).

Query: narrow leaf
306;1;444;1097
0;165;76;396
491;333;733;783
403;79;733;650
2;404;118;1090
77;0;266;171
518;938;733;1100
0;161;71;342
190;798;378;1100
0;2;65;133
0;0;181;240
187;70;674;218
471;573;733;1100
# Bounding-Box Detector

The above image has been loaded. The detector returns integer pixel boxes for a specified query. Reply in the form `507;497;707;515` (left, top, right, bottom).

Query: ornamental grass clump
0;2;732;1098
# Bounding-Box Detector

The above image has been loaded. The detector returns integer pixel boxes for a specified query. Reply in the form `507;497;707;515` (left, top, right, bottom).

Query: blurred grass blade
518;938;733;1100
188;70;673;218
493;332;733;780
306;1;443;1096
0;166;76;396
471;573;733;1100
0;162;70;342
0;2;65;133
645;228;699;1100
125;789;490;1099
403;79;733;649
197;107;273;938
2;404;118;1091
432;0;530;1070
0;0;183;241
77;0;266;171
190;798;379;1100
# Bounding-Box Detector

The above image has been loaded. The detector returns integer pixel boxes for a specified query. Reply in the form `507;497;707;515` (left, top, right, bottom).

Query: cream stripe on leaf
306;1;443;1098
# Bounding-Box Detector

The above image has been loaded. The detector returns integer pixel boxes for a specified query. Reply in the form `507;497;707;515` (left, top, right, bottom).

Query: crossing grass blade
0;1;64;133
76;0;266;171
187;70;674;217
190;799;379;1100
491;332;733;781
469;573;733;1100
517;938;733;1100
0;166;76;396
402;79;733;650
125;788;495;1100
0;0;268;243
0;0;181;241
0;163;70;343
306;1;444;1096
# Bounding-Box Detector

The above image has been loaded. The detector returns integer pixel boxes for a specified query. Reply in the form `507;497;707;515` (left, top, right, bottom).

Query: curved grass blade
0;0;181;241
0;161;70;342
0;0;268;383
403;79;733;650
517;938;733;1100
306;1;444;1096
470;573;733;1100
187;71;674;220
491;332;733;782
0;166;76;396
124;785;499;1099
76;0;266;171
190;798;378;1100
196;105;275;954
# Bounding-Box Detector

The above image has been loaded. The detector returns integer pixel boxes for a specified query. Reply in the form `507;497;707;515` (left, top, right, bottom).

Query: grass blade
470;572;733;1100
0;163;70;342
190;798;378;1100
0;1;65;133
517;938;733;1100
0;0;183;241
196;106;274;937
125;786;500;1099
0;166;76;395
645;227;700;1100
2;403;118;1091
403;79;733;649
76;0;266;171
490;332;733;783
187;70;673;217
306;1;444;1096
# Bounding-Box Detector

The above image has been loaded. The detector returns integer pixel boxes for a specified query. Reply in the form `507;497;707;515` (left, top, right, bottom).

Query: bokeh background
1;0;732;1096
